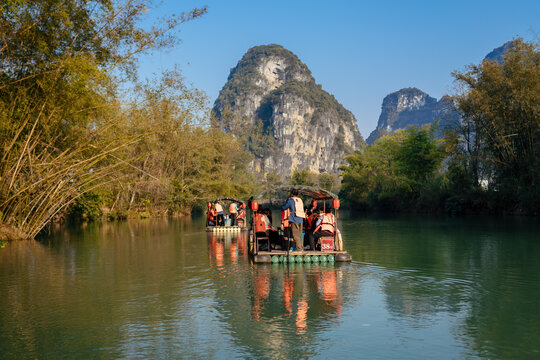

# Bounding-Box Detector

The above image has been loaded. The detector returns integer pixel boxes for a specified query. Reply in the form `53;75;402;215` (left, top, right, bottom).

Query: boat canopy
208;197;245;204
254;185;338;205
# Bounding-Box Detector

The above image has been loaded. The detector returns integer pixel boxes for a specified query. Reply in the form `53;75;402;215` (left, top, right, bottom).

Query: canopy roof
208;197;245;204
254;185;338;204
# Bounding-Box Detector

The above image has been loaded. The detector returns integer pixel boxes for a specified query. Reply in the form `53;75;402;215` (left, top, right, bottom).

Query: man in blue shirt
281;189;305;251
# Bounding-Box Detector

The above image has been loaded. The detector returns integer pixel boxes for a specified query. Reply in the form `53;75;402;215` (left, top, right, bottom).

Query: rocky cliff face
484;40;516;63
213;44;364;177
366;88;458;144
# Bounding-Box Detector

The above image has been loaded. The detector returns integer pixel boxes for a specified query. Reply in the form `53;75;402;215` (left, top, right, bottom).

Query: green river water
1;214;539;359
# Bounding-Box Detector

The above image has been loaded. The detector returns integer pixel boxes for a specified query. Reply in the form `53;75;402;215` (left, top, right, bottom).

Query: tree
291;169;316;186
339;125;445;210
452;39;540;193
392;126;445;183
0;1;207;238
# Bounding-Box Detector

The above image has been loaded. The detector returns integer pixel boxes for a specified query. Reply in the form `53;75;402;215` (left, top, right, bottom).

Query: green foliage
69;192;106;222
451;38;540;213
291;169;317;186
0;1;210;238
340;125;445;211
341;38;539;216
264;172;284;188
290;169;341;193
392;126;445;183
318;173;341;193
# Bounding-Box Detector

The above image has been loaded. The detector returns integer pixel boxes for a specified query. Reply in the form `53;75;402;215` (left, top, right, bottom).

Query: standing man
281;189;305;251
229;202;238;226
215;202;224;226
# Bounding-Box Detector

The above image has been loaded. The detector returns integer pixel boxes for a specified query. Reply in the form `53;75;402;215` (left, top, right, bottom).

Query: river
1;214;539;359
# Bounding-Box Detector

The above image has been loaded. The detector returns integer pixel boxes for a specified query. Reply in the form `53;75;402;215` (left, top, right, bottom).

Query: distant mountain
484;40;517;63
366;40;518;144
212;44;365;176
366;88;458;144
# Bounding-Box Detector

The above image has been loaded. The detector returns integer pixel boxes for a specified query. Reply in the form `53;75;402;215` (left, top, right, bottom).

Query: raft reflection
207;231;248;267
251;264;345;336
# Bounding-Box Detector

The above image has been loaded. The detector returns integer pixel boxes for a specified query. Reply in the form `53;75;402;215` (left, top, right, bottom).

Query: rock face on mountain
484;40;516;63
366;88;457;144
213;44;364;177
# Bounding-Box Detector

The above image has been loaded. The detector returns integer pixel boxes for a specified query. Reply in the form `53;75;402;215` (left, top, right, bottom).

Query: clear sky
138;0;539;139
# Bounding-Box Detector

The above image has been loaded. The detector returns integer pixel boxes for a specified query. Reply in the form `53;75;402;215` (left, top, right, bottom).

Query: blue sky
138;0;539;138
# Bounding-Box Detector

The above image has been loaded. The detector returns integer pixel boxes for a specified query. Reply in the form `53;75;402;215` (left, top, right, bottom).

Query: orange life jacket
281;209;290;227
208;209;215;222
229;203;237;213
254;213;267;233
292;196;305;218
320;213;335;233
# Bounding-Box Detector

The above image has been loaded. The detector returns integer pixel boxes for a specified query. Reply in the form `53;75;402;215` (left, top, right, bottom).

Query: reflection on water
206;231;350;358
0;215;539;359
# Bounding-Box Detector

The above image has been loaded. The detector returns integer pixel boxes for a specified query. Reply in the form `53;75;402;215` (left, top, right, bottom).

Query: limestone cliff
213;44;364;177
366;88;458;144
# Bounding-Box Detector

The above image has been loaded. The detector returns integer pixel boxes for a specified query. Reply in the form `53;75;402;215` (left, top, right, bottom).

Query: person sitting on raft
311;208;335;250
236;204;246;227
253;209;278;251
207;203;217;226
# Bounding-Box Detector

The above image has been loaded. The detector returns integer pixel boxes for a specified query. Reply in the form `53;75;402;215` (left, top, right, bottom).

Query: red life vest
304;214;314;230
208;209;215;222
281;209;290;227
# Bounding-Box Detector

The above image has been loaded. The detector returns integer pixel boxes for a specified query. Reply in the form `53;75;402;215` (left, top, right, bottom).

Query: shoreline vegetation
1;2;538;241
339;39;539;217
0;1;255;240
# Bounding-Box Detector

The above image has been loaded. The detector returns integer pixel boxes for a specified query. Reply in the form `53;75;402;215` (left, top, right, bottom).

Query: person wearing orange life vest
281;189;305;251
253;209;277;251
280;208;293;250
229;202;238;226
207;206;217;226
215;202;224;226
312;207;336;249
237;204;246;227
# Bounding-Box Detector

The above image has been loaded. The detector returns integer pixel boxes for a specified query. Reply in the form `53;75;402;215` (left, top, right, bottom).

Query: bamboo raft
206;226;249;232
252;250;352;263
247;185;353;264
